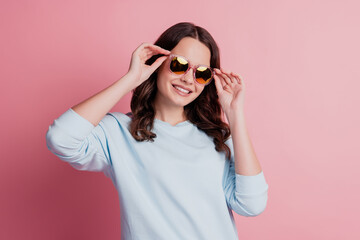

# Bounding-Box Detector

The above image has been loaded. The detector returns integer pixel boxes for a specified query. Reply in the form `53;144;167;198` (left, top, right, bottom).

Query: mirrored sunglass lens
195;66;212;84
170;56;188;74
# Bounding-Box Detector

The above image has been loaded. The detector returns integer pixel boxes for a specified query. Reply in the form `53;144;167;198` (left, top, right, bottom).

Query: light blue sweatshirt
45;108;269;240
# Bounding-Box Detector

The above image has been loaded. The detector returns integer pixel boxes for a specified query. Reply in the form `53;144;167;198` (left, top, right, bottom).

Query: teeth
174;85;190;94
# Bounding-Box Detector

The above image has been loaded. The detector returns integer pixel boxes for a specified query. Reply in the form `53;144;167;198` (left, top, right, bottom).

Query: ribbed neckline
122;112;192;128
154;118;191;127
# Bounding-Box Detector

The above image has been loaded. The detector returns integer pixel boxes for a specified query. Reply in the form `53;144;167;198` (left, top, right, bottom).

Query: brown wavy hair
128;22;232;161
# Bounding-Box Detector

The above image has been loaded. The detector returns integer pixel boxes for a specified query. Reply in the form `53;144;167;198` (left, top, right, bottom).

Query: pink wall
1;0;359;239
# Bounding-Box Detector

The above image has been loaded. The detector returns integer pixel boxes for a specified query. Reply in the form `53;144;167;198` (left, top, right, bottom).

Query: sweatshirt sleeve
45;108;113;178
222;137;269;217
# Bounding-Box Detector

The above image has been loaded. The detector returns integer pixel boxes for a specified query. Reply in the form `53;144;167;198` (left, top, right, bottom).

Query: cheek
158;60;170;76
156;71;172;92
157;64;172;81
195;85;205;94
192;86;205;100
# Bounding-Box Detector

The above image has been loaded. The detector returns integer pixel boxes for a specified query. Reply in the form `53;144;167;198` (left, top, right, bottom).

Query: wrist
225;108;246;126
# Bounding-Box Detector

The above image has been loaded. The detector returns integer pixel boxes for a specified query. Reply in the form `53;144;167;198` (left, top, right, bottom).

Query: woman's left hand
213;68;246;115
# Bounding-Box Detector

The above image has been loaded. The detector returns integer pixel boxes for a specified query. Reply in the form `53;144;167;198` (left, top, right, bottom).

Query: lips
172;84;193;93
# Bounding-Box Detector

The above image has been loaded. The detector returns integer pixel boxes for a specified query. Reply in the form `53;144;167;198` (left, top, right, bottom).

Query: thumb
151;55;168;72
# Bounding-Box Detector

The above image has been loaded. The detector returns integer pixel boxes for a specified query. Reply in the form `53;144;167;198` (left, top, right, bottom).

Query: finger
231;71;243;81
142;48;169;63
145;51;159;60
213;74;224;94
216;68;232;85
150;55;168;71
230;71;241;80
145;44;171;55
136;42;151;54
214;68;228;88
231;72;244;85
230;72;241;84
217;68;232;85
140;51;155;62
136;44;153;59
144;48;170;63
220;68;234;84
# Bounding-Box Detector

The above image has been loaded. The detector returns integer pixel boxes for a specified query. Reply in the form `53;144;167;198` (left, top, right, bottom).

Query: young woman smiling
46;22;269;240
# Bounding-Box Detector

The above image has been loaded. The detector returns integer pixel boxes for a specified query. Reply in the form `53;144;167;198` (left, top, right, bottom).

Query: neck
153;97;187;125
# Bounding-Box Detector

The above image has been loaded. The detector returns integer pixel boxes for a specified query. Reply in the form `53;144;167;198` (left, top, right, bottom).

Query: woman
46;22;269;240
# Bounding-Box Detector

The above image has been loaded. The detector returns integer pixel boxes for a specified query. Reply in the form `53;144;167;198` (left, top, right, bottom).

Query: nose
180;68;194;84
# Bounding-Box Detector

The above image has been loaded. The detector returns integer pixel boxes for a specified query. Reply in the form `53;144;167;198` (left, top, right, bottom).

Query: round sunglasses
167;54;215;86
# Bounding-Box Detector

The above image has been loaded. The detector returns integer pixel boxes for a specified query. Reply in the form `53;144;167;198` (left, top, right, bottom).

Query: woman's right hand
127;42;171;87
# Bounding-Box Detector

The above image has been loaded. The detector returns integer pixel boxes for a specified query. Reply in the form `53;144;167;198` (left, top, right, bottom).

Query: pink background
1;0;359;239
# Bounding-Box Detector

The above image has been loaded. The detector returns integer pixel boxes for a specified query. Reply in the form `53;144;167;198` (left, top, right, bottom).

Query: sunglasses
167;54;215;86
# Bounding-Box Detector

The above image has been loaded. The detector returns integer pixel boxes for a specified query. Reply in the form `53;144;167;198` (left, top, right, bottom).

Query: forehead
170;37;211;66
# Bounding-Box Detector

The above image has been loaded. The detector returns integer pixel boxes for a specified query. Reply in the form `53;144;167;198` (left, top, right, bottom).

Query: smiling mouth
172;84;192;94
